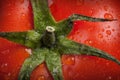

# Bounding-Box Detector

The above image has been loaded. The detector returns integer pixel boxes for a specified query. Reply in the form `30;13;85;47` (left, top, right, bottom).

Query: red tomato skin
30;63;53;80
50;0;120;21
0;38;30;80
0;0;34;32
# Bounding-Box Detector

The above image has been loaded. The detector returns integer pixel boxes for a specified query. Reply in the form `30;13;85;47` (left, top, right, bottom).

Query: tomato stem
41;26;56;48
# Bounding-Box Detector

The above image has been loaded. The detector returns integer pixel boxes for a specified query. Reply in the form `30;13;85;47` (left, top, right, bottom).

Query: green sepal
45;50;63;80
68;14;115;22
18;48;49;80
58;36;120;65
31;0;56;33
56;14;116;36
25;30;41;49
0;32;27;45
0;30;41;49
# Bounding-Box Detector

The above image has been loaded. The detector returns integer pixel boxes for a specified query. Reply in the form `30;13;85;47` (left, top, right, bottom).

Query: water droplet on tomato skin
7;72;11;76
89;8;94;15
104;13;113;20
106;62;110;66
106;30;111;35
108;76;112;80
22;13;25;17
85;40;93;45
64;56;75;65
1;63;8;68
37;75;46;80
98;33;103;38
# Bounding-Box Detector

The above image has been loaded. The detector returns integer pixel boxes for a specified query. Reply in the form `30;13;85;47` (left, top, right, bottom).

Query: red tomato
0;0;120;80
0;38;30;80
0;0;33;32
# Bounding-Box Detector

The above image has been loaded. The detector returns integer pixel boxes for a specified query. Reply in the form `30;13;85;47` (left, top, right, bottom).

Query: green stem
31;0;56;32
41;26;56;48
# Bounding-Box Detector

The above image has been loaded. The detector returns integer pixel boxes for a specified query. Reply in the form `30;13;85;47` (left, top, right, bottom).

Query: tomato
0;0;120;80
0;38;30;80
0;0;33;32
31;0;120;80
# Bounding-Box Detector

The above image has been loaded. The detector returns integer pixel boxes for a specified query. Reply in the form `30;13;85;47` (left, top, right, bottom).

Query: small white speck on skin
4;63;8;67
8;72;11;76
48;0;53;7
25;48;32;55
108;76;112;79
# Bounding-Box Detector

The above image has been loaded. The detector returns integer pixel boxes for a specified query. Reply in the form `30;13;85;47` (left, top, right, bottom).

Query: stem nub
46;26;55;33
41;26;56;48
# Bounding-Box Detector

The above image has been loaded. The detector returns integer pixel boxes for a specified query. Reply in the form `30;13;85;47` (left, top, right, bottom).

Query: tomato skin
50;0;120;21
0;38;30;80
0;0;33;32
30;63;53;80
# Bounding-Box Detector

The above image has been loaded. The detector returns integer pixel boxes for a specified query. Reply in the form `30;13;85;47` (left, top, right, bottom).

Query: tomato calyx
0;0;120;80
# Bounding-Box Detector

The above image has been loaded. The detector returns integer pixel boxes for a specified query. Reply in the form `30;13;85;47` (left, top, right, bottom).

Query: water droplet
21;13;26;20
104;13;113;20
98;33;103;38
108;76;112;79
90;8;94;15
8;72;11;76
37;75;45;80
64;56;75;65
4;63;8;67
85;40;92;44
104;6;109;11
88;27;94;31
21;13;25;17
106;30;111;35
106;62;110;66
76;0;84;6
